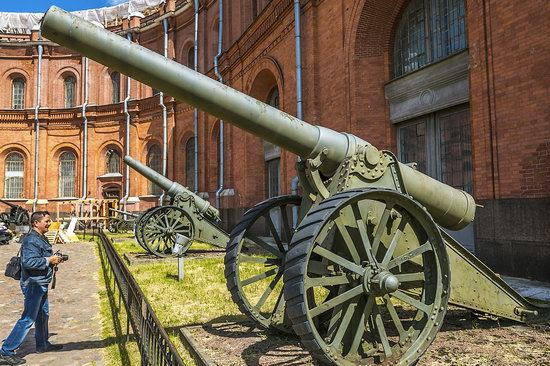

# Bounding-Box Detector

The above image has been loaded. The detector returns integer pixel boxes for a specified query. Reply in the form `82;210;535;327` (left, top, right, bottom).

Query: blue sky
0;0;127;13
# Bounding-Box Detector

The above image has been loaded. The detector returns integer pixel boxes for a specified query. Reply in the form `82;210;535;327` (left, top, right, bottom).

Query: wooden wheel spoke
310;285;363;318
330;301;358;347
305;274;352;289
279;204;293;243
387;242;432;270
254;271;283;310
394;272;425;283
334;215;361;264
350;203;378;265
246;234;284;259
241;267;279;287
264;213;285;253
348;295;374;356
372;204;393;257
381;218;407;267
373;306;392;358
383;295;407;343
312;246;363;275
390;290;430;314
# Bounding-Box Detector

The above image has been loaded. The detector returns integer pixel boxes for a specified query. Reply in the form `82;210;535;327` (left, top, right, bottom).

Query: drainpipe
292;0;303;221
159;18;169;205
214;0;224;209
122;32;133;213
193;0;199;193
32;42;43;212
81;57;89;205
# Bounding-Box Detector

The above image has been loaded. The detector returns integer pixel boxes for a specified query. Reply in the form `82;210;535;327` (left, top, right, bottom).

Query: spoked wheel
116;219;134;233
134;207;159;251
15;211;30;226
107;218;120;233
225;195;302;333
141;205;195;257
284;189;450;365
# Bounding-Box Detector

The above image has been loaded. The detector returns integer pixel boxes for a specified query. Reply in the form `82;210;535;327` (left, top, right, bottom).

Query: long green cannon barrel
41;6;474;230
124;155;219;218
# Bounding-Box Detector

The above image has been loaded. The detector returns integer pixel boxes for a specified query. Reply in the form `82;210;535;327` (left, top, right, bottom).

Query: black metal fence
98;230;185;366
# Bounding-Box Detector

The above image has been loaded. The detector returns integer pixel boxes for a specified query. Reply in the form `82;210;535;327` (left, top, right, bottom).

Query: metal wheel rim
225;195;301;333
141;205;195;258
284;189;450;365
134;207;159;250
107;218;119;233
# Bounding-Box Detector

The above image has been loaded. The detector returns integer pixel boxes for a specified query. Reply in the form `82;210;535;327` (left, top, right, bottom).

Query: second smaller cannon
125;155;229;257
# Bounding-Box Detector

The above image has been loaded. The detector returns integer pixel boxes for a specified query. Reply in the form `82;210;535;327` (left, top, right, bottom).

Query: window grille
187;48;195;69
4;153;24;199
266;158;280;198
265;86;280;198
393;0;467;77
147;145;162;195
64;75;76;108
185;138;195;189
106;149;121;174
397;106;472;193
12;78;25;110
111;72;120;104
59;151;76;197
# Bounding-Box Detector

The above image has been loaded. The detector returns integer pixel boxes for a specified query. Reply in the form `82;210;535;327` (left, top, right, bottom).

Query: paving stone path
0;240;105;366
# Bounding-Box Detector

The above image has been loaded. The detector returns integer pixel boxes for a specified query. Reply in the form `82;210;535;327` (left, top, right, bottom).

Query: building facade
0;0;548;280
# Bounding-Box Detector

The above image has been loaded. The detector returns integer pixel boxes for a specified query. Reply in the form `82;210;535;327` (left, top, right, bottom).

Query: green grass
97;233;246;366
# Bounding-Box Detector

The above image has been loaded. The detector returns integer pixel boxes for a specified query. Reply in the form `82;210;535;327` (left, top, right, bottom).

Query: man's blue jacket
21;230;54;286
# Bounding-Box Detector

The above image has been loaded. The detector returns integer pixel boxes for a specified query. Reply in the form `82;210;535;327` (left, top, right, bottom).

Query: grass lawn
96;234;246;365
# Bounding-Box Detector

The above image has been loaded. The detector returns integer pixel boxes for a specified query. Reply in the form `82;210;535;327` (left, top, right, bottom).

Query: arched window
111;72;120;103
187;47;195;70
64;75;76;108
12;78;25;110
265;86;280;198
4;152;24;199
393;0;467;77
185;137;195;189
106;149;121;174
146;145;162;195
58;151;76;197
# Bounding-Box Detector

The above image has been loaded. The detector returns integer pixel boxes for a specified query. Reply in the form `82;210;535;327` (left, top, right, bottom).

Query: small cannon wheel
141;205;195;257
15;210;30;226
107;217;120;233
116;219;134;233
133;207;160;250
284;189;450;365
225;195;301;333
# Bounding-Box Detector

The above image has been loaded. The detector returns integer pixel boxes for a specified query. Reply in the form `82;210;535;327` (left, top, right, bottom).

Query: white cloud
107;0;128;5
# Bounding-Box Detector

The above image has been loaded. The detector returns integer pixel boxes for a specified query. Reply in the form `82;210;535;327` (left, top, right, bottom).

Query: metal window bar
64;76;76;108
5;153;24;198
98;231;185;366
112;72;121;104
147;146;162;195
59;152;76;197
185;138;195;188
12;79;25;110
393;0;466;77
107;150;121;174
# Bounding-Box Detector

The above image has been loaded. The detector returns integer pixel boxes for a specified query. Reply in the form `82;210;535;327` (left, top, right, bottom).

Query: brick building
0;0;548;280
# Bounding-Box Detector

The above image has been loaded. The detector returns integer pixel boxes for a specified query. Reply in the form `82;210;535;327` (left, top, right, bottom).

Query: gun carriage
123;156;229;257
42;7;550;365
0;199;30;227
107;208;138;234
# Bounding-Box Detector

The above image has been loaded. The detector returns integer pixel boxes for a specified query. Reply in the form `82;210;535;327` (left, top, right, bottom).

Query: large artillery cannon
0;199;30;226
42;7;550;365
124;156;229;257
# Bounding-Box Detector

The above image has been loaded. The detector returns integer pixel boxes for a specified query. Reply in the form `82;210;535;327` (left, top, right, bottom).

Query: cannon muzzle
41;7;475;230
124;156;218;218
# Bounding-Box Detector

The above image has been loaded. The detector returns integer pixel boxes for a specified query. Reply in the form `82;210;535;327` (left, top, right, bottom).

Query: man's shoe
35;344;63;353
0;354;26;365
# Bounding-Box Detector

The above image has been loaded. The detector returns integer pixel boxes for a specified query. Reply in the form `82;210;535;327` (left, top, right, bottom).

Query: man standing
0;211;65;365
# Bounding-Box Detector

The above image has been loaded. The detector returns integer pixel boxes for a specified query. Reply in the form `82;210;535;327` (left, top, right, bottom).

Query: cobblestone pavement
0;240;105;366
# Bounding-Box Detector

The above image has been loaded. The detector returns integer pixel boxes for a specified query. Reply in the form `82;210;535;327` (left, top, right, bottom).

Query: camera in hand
54;251;69;261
